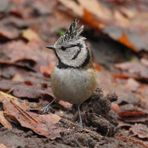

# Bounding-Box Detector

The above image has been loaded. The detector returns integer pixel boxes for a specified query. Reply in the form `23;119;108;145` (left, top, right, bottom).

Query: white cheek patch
56;41;88;67
59;46;79;61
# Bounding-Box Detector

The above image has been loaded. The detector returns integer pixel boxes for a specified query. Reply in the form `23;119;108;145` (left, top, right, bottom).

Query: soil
0;90;146;148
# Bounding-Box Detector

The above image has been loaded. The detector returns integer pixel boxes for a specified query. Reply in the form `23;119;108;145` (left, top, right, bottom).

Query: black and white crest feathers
55;19;84;46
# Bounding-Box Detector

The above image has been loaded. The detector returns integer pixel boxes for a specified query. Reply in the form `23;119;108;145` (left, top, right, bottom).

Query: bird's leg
77;104;83;128
41;98;55;114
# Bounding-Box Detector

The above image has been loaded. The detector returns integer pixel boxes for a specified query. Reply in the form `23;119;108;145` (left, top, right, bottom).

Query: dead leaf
115;61;148;81
59;0;148;51
0;25;20;40
22;29;41;41
0;40;54;72
125;78;140;92
0;111;12;129
117;32;136;51
40;63;55;77
58;0;83;17
0;79;54;99
130;124;148;139
0;91;62;139
0;144;8;148
141;58;148;67
12;73;25;82
113;73;130;79
118;105;148;123
93;63;102;71
96;70;141;106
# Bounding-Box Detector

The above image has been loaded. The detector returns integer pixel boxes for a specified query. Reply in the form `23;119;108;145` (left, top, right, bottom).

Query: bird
45;19;97;126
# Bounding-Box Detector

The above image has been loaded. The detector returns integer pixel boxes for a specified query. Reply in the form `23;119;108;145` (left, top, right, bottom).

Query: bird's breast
51;67;97;104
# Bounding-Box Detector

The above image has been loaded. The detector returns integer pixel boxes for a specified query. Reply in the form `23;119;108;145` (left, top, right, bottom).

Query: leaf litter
0;0;148;147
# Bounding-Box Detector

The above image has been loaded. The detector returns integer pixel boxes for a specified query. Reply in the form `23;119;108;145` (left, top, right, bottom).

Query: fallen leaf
0;40;54;72
0;25;20;40
130;124;148;139
59;0;148;51
40;63;55;77
0;91;62;139
58;0;83;17
0;144;8;148
96;70;141;106
93;63;102;71
141;58;148;67
0;79;54;100
0;111;12;129
115;61;148;81
22;29;41;41
12;73;25;82
117;32;136;51
118;105;148;123
125;78;140;92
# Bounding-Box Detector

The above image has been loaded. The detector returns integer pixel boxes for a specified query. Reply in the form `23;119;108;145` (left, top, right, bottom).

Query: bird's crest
55;19;84;46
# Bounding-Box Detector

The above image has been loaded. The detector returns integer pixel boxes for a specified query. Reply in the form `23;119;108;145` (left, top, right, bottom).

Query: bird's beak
46;45;56;50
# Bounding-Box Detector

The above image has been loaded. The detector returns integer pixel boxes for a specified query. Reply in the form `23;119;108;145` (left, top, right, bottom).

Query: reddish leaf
0;40;54;72
0;111;12;129
130;124;148;139
0;91;62;139
115;61;148;81
0;79;54;100
59;0;148;51
118;107;148;123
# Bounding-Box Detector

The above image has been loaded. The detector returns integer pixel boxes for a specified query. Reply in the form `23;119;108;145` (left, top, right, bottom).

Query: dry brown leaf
22;29;41;41
40;63;55;77
78;0;112;21
0;40;54;72
141;58;148;67
58;0;83;17
117;32;136;51
0;144;8;148
0;25;19;40
118;106;148;123
125;78;140;92
59;0;148;51
130;124;148;139
115;61;148;81
93;63;102;71
0;111;12;129
0;91;62;139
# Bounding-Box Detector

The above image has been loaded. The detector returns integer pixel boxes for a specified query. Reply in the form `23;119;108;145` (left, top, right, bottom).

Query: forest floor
0;0;148;148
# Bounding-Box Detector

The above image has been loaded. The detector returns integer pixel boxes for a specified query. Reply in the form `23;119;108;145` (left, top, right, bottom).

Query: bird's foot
41;103;52;114
77;105;83;129
41;99;55;114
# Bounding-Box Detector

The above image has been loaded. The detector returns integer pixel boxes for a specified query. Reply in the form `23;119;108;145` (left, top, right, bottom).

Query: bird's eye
61;46;66;51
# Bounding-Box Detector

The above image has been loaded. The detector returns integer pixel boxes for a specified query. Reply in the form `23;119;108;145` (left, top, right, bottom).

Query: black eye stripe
61;46;66;51
57;47;90;69
71;48;81;60
62;43;83;50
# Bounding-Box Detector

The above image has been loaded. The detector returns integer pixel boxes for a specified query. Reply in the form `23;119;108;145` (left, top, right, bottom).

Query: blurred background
0;0;148;147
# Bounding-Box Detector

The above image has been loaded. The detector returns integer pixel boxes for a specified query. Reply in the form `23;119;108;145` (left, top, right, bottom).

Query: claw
41;99;55;114
41;103;51;114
